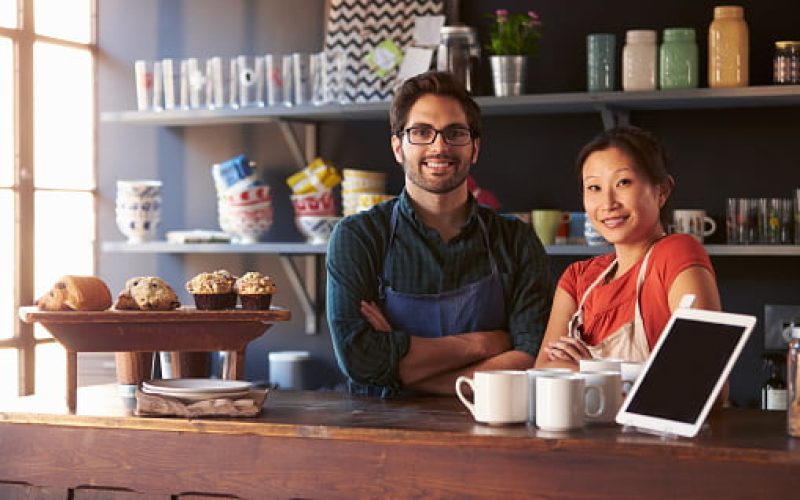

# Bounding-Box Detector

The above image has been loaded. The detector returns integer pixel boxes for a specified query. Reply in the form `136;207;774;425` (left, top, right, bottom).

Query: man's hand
360;300;392;332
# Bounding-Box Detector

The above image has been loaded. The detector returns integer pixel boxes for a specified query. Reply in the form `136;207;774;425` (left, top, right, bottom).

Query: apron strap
379;200;500;298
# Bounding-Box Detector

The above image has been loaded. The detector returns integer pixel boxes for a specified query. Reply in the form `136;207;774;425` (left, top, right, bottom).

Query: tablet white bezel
615;307;756;438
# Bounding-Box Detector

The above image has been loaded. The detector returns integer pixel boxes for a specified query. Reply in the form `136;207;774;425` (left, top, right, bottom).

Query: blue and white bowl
295;216;342;245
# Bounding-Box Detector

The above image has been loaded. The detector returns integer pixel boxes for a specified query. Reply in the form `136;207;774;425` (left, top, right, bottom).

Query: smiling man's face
391;94;479;195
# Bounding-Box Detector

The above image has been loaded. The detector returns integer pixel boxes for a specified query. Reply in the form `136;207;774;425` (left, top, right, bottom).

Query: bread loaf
36;275;113;311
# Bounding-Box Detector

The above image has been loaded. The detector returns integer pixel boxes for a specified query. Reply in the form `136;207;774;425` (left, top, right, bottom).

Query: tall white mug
536;374;604;431
455;370;529;425
673;209;717;243
526;368;572;422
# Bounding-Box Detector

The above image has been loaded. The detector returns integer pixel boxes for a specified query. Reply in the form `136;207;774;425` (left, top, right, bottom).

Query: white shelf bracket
276;120;317;169
279;254;323;335
598;105;630;130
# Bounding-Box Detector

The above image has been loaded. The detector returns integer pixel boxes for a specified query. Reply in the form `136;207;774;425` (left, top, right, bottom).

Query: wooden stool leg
222;350;246;380
66;350;77;413
169;351;182;378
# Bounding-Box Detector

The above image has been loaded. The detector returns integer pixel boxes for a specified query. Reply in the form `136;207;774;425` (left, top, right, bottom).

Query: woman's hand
543;336;592;363
360;300;392;332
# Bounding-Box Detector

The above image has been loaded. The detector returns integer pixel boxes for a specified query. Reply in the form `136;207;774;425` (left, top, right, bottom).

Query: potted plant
486;9;542;96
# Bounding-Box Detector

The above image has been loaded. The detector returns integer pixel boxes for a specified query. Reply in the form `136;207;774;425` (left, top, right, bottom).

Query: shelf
100;85;800;127
101;241;327;254
102;241;800;257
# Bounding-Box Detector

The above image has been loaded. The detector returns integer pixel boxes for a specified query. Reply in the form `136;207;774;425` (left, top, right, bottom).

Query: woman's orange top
558;234;714;348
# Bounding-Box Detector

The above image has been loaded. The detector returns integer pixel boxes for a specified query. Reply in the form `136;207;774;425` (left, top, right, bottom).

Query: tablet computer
615;307;756;438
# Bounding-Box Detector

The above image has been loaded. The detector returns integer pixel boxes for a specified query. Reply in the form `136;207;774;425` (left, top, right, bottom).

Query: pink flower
528;11;542;25
496;9;508;20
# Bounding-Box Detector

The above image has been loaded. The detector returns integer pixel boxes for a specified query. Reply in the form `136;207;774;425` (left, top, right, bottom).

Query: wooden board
17;306;291;352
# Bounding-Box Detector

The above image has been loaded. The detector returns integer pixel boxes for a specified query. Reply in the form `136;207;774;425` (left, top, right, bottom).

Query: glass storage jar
623;30;657;91
659;28;698;89
773;41;800;84
437;26;480;94
708;5;749;88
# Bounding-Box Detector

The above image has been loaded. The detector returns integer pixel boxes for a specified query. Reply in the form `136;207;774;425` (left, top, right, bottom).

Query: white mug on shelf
673;209;717;243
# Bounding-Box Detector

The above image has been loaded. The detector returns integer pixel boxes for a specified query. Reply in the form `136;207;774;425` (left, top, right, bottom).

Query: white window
0;0;97;400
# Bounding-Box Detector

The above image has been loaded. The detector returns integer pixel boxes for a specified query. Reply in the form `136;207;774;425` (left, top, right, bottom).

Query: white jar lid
269;350;311;362
626;30;657;43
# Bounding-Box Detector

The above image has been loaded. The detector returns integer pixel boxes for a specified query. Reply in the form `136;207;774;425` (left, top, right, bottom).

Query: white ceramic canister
623;30;658;91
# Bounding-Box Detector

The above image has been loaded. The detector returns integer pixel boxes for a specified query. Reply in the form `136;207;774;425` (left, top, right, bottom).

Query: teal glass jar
659;28;698;89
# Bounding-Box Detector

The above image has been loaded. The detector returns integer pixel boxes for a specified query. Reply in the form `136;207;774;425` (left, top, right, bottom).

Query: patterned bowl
295;216;342;245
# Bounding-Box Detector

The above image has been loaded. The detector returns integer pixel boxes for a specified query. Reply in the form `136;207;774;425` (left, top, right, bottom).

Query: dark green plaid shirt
326;190;552;393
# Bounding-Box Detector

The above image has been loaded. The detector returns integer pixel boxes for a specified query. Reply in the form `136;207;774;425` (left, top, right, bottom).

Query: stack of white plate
142;378;252;401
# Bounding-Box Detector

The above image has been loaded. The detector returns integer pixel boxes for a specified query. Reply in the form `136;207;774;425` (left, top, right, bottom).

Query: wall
98;0;800;406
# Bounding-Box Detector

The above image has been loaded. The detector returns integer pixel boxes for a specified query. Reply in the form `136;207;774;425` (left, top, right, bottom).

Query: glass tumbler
587;33;616;92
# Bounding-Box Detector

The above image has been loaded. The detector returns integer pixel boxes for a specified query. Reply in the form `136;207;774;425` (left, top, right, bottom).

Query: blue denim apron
349;203;507;397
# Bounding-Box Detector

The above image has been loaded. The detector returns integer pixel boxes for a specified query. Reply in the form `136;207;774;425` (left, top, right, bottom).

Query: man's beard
401;152;471;194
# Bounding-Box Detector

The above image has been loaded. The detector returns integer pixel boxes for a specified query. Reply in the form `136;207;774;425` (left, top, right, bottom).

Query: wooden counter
1;385;799;499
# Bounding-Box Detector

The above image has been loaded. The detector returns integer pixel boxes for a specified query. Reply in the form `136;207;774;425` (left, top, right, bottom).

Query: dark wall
320;0;800;407
98;1;799;407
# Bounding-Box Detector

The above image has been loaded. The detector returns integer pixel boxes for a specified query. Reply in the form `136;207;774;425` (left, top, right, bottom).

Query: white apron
567;246;655;363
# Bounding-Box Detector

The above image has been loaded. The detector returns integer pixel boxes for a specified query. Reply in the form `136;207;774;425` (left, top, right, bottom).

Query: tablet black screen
626;318;746;423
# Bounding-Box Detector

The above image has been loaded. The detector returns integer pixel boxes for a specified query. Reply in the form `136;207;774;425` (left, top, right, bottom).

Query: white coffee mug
535;374;604;431
455;370;529;425
673;209;717;243
581;370;623;424
579;358;622;373
621;361;645;395
526;368;572;422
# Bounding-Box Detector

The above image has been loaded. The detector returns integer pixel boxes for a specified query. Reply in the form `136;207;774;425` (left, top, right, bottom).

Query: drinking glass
587;33;616;92
281;54;294;106
237;55;265;107
134;59;150;111
162;58;175;110
292;53;310;105
265;54;282;106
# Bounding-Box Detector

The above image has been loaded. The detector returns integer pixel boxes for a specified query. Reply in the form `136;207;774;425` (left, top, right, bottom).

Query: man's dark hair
389;71;481;138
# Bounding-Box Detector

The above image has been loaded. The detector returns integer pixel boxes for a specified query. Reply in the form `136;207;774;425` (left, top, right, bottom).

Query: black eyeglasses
399;126;474;146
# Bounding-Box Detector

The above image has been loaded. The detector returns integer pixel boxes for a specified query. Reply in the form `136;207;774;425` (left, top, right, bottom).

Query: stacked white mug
116;180;162;243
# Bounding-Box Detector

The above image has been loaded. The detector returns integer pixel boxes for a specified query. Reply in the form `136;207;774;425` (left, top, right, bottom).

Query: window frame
0;0;98;396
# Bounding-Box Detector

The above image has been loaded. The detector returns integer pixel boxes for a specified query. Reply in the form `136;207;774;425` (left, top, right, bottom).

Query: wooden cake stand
18;306;291;413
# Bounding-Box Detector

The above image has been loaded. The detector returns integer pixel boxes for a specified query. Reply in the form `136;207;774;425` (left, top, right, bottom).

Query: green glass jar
659;28;698;89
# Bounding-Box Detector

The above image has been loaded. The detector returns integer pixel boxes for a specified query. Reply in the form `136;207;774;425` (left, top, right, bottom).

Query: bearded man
326;71;552;396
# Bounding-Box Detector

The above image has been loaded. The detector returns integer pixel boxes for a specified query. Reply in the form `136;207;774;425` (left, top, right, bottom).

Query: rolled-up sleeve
326;219;410;390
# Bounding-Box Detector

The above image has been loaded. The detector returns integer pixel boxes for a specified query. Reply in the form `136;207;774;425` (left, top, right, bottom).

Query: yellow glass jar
708;5;749;88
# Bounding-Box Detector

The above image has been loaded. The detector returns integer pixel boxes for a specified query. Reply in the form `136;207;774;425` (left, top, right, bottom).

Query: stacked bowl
213;155;273;244
286;158;342;245
116;180;162;243
342;169;387;216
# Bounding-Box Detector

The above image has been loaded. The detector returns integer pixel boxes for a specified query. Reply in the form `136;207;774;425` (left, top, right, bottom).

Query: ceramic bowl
295;216;342;245
222;185;271;207
116;180;162;198
218;202;274;244
291;190;337;216
116;212;161;243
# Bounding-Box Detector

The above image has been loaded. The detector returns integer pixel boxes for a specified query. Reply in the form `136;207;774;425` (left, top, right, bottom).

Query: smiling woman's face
581;146;668;246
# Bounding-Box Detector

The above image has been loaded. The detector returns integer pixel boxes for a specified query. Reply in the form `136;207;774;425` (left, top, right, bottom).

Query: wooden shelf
100;85;800;126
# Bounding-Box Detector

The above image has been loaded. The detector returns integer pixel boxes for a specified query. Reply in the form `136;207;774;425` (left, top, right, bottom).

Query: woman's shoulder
561;252;616;288
653;233;709;260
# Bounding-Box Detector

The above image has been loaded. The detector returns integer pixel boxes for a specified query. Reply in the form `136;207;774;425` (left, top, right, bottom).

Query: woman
535;126;721;369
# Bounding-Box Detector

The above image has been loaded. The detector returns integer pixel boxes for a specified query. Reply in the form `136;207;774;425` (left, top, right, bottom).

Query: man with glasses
326;71;552;396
